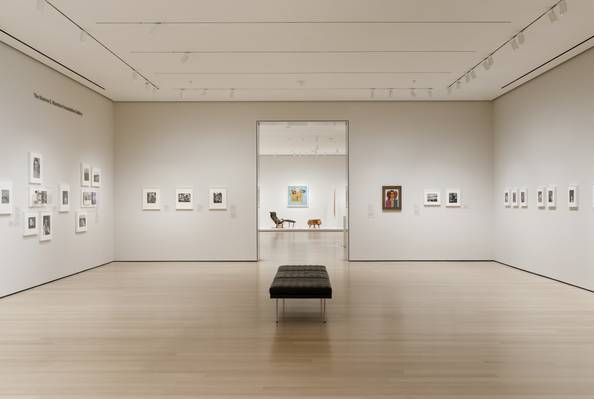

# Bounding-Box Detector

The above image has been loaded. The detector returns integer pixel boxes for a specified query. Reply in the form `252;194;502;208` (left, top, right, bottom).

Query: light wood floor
1;232;594;398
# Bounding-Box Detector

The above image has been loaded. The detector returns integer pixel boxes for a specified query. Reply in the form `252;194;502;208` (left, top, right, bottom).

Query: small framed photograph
519;188;528;208
29;185;49;208
39;211;52;242
81;188;93;208
142;187;161;210
382;185;402;211
424;190;441;207
76;211;88;233
81;163;91;187
568;186;578;209
176;187;194;210
209;188;227;210
91;191;98;208
504;189;510;207
91;167;101;188
445;189;461;207
29;152;43;184
59;184;70;212
536;187;546;208
287;185;309;208
0;181;13;215
23;212;38;237
547;186;556;209
511;188;518;207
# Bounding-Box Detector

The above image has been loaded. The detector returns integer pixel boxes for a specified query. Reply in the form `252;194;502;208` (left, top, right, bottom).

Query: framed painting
287;185;308;208
382;185;402;211
209;187;227;210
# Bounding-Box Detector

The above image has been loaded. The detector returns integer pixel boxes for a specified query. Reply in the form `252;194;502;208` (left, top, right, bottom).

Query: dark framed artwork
382;185;402;211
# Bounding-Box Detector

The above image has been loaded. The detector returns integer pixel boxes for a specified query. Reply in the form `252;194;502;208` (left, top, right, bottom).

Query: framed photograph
23;212;38;236
0;181;13;215
39;211;52;242
91;168;102;188
29;185;49;208
568;186;578;209
424;190;441;207
81;188;93;208
547;186;556;209
176;187;194;210
511;189;518;207
81;163;91;187
58;184;70;212
29;152;43;184
142;187;161;210
519;188;528;208
287;185;308;208
536;187;546;208
445;189;461;207
91;191;98;208
75;211;88;233
504;189;510;207
209;188;227;210
382;185;402;211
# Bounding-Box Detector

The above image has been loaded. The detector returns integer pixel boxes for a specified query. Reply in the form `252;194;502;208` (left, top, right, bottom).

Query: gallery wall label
33;92;83;117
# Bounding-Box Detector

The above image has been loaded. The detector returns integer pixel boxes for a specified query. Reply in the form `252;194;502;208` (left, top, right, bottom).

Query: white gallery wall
0;43;115;297
493;47;594;291
115;101;493;261
259;155;347;230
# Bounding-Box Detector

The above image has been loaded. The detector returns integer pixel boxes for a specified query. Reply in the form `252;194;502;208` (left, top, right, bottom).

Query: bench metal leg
275;299;278;323
323;299;326;323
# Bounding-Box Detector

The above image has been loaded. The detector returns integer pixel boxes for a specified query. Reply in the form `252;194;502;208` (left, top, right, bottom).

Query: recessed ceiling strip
97;20;511;25
133;50;474;55
155;71;452;75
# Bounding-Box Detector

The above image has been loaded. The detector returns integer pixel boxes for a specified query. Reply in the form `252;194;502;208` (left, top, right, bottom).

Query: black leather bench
269;265;332;322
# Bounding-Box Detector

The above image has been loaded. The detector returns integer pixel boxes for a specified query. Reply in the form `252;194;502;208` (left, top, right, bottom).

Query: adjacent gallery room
1;0;594;397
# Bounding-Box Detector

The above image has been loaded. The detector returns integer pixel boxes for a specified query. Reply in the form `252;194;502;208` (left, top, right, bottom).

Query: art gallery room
1;0;594;397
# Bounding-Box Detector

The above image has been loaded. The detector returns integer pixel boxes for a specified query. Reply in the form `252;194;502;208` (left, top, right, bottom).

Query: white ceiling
1;0;593;102
259;121;347;155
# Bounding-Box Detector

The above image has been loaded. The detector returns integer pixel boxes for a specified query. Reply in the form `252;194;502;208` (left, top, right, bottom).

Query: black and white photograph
92;167;101;188
209;188;227;210
23;212;38;237
520;188;528;208
39;211;52;242
76;212;88;233
0;181;11;215
29;152;42;184
142;187;161;210
91;191;98;207
511;189;518;207
445;189;461;207
81;163;91;187
59;184;70;212
424;190;441;207
568;186;578;209
504;189;510;207
547;186;557;209
536;187;546;208
81;189;93;208
29;186;49;208
176;187;194;210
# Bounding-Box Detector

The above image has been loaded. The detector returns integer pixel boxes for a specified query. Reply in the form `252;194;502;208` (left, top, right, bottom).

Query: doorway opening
256;121;349;262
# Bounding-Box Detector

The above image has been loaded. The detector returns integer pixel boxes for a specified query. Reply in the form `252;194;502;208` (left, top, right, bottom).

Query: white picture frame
511;188;519;207
39;211;52;242
81;163;91;187
536;187;546;208
0;181;13;215
519;188;528;208
445;189;461;207
75;211;88;233
176;187;194;210
29;152;43;184
91;167;101;188
568;186;578;209
547;186;557;209
23;212;38;236
81;188;93;208
209;187;227;210
504;189;510;207
58;184;70;212
91;190;98;208
423;190;441;207
142;187;161;210
29;185;49;208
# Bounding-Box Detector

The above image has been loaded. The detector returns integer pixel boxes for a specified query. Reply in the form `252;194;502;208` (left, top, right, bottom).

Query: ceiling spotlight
80;30;88;43
511;37;519;50
132;71;138;81
559;0;568;15
470;69;477;79
456;81;462;90
428;89;433;97
297;79;305;86
447;86;453;95
144;81;150;90
230;88;235;98
548;8;559;22
370;88;375;99
410;88;416;97
180;89;185;99
388;88;393;98
201;88;208;96
517;31;526;45
152;86;157;94
149;22;161;34
488;55;494;66
482;60;490;71
36;0;45;11
180;53;190;64
465;73;471;83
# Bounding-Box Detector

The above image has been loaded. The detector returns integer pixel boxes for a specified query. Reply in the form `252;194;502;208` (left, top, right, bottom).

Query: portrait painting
382;186;402;211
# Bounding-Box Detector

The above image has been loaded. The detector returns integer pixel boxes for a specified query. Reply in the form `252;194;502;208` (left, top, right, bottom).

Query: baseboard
0;260;114;300
493;260;594;294
114;259;258;263
259;229;343;232
347;259;493;263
